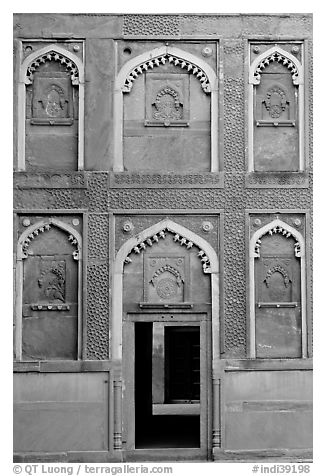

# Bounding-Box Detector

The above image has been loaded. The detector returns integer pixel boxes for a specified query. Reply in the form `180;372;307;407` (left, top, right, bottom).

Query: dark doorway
135;322;200;449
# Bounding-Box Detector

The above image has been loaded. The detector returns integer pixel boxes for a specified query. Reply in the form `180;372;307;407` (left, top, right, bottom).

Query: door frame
122;312;211;459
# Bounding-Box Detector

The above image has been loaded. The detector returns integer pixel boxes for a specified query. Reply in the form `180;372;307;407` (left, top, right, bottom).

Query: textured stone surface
86;263;109;360
223;212;246;356
223;79;245;173
88;214;109;260
123;14;180;36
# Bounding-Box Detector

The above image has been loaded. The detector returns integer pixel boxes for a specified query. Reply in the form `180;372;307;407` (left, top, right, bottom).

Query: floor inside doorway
136;415;200;449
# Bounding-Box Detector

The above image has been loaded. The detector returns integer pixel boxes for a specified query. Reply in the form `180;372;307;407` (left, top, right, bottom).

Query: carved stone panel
31;73;73;125
144;255;187;303
145;73;189;127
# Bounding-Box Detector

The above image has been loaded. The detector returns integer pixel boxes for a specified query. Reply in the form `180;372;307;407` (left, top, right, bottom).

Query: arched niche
248;46;304;172
249;218;306;358
113;46;218;173
15;218;83;361
17;44;85;171
111;218;221;450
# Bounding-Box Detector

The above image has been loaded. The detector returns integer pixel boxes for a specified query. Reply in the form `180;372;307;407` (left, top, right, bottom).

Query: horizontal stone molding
13;360;114;373
109;172;224;188
245;172;309;188
14;172;88;189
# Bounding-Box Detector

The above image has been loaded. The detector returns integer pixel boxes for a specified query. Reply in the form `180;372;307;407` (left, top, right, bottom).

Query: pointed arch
112;219;219;360
17;44;85;171
116;46;217;93
113;46;218;172
20;44;84;85
248;45;304;172
15;218;83;361
250;218;305;258
249;46;303;86
115;218;218;274
17;218;82;260
248;218;307;358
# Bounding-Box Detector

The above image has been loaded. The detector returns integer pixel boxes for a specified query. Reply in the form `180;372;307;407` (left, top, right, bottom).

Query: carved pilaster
113;379;122;450
212;378;221;448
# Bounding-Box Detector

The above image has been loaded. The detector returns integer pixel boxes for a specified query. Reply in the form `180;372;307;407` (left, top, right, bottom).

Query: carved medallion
144;254;187;302
263;86;288;119
156;277;178;299
152;86;183;125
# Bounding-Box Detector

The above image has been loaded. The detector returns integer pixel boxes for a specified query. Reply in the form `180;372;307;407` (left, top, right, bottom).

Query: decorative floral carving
202;221;213;232
263;86;288;119
264;265;291;288
123;54;210;93
26;51;79;84
38;261;66;302
152;86;183;124
122;220;134;233
202;46;213;57
254;52;299;84
110;172;223;188
149;264;184;287
156;278;178;299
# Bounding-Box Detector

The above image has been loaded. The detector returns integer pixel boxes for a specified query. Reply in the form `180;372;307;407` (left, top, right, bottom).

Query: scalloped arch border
17;217;82;260
113;46;218;172
249;46;303;86
248;218;307;358
17;43;85;171
20;44;84;85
